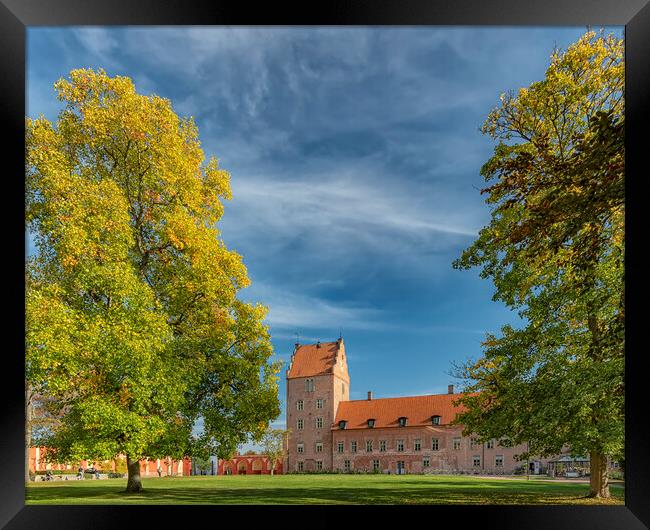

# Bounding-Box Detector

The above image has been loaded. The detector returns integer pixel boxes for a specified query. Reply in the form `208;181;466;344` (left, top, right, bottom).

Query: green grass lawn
26;474;624;505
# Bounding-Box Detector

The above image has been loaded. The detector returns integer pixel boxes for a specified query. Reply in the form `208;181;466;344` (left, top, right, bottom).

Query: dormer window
367;418;376;428
431;415;441;426
398;417;408;427
339;420;347;430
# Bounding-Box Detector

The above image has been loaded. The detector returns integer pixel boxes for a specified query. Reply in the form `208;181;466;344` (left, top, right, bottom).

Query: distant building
29;447;191;476
286;338;558;475
217;454;283;475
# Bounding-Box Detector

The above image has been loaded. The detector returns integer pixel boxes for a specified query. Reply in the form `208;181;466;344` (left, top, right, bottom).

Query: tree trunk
125;455;143;493
588;451;610;498
25;384;33;483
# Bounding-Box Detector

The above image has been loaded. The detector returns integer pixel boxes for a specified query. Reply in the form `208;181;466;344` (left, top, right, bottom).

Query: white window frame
316;417;323;429
337;441;344;453
453;437;461;450
350;441;357;453
315;442;323;453
495;455;504;467
296;400;304;411
366;440;373;452
397;440;404;452
473;455;481;467
297;443;304;454
414;439;421;451
432;438;439;451
379;440;387;452
316;398;323;409
297;419;304;430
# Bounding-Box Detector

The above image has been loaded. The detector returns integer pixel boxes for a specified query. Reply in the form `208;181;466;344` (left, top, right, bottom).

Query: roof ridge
345;392;464;402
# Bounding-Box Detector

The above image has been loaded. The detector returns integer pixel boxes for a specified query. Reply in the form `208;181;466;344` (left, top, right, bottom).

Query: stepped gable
333;392;472;429
286;340;342;379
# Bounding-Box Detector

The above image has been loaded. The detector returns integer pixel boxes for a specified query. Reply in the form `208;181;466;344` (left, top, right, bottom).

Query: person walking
157;466;162;478
77;467;84;480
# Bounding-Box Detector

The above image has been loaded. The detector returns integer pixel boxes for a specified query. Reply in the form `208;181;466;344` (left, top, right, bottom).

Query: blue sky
27;26;622;449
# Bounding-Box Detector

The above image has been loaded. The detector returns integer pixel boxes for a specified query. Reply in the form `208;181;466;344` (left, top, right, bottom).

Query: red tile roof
286;340;341;379
333;392;472;429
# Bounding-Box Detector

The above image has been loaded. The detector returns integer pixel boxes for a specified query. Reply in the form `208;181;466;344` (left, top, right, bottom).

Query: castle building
285;338;538;475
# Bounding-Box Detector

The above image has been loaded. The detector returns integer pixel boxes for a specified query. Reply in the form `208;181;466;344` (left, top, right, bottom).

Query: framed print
2;0;648;528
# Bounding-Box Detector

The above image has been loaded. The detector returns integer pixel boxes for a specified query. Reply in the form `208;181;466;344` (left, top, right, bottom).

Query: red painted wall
217;454;283;475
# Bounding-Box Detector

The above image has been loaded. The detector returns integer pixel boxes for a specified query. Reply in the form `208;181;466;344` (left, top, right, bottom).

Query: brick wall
331;426;531;474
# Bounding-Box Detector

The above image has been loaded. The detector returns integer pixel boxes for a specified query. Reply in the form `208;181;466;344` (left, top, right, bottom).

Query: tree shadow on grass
25;481;624;505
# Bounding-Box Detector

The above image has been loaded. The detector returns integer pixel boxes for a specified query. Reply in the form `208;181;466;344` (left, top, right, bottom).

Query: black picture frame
2;1;648;528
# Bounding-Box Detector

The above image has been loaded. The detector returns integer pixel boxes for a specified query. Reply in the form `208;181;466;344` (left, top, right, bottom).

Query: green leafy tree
451;31;623;498
260;427;288;475
26;68;281;492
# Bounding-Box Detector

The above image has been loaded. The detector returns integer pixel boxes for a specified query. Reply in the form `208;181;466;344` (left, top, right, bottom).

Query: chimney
367;391;373;401
448;384;454;394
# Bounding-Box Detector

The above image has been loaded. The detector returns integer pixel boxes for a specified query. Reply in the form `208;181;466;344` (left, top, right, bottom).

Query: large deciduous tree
451;31;624;498
26;68;281;492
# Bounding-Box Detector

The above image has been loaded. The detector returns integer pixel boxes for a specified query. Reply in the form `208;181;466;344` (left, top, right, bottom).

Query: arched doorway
238;461;247;475
252;459;263;474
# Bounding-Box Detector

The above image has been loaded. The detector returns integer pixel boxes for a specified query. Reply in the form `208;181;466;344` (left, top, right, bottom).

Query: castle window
297;461;304;472
344;460;351;472
423;457;430;468
398;417;408;427
397;440;404;452
366;440;373;452
305;378;315;392
372;459;380;472
316;417;323;429
379;440;387;452
350;441;357;453
473;456;481;467
297;419;304;430
296;400;304;411
367;418;376;428
316;461;323;471
487;439;494;449
337;441;344;453
453;437;461;450
315;442;323;453
495;455;504;467
316;399;323;409
338;420;347;430
414;439;421;451
470;438;478;449
297;443;304;453
431;415;441;425
431;438;439;451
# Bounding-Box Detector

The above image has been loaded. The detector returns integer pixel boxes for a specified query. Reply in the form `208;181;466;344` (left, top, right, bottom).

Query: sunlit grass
26;473;624;505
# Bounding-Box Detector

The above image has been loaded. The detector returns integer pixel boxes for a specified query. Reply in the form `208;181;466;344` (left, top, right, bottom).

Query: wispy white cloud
73;28;119;57
240;281;388;331
224;171;480;249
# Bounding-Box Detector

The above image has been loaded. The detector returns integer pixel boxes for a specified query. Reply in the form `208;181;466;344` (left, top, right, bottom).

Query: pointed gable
333;392;472;429
286;340;343;379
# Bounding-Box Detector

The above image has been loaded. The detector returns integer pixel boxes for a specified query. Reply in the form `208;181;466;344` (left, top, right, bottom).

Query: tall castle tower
285;338;350;472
